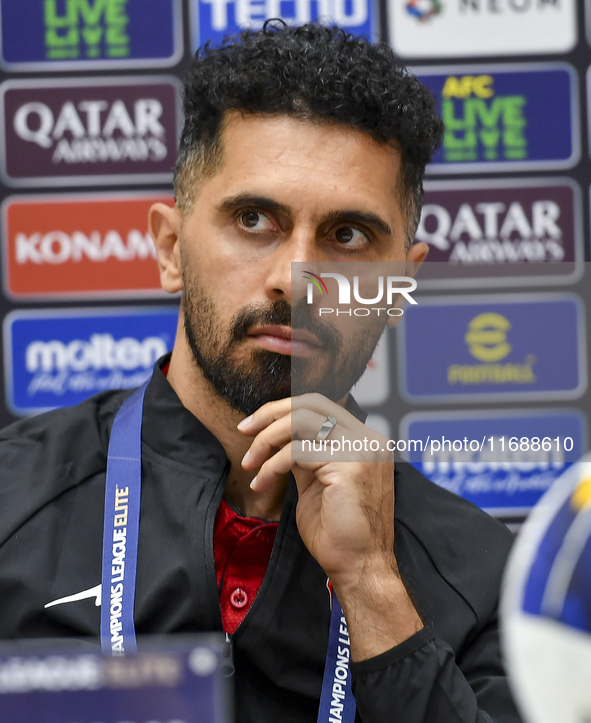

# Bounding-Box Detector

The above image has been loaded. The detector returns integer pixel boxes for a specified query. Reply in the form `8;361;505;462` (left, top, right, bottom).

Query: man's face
175;113;415;416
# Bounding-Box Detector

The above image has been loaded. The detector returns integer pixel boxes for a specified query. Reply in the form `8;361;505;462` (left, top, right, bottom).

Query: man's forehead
220;111;400;165
205;112;403;215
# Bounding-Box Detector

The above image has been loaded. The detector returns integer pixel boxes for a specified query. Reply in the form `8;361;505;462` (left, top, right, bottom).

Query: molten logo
6;307;178;414
2;193;173;299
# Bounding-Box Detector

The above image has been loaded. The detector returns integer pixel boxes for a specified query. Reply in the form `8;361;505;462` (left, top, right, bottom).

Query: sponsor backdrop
0;0;591;528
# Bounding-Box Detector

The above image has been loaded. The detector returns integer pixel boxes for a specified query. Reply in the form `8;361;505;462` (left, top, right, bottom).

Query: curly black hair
175;22;443;248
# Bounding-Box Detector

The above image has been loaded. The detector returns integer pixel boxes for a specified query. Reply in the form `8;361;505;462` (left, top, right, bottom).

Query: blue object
399;294;586;403
416;64;579;173
101;373;357;721
101;380;148;655
191;0;377;49
3;306;179;414
402;410;586;514
0;0;182;70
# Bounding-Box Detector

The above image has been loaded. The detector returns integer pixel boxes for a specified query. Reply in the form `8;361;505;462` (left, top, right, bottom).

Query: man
0;23;520;722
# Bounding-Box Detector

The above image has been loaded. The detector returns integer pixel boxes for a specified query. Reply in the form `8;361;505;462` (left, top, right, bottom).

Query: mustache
229;298;342;353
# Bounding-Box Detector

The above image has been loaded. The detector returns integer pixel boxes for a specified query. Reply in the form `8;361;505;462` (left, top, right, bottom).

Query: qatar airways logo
303;271;418;317
1;78;180;186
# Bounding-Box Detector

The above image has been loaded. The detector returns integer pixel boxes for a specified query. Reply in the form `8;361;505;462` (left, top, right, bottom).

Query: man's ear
149;202;183;294
406;240;429;266
386;241;429;328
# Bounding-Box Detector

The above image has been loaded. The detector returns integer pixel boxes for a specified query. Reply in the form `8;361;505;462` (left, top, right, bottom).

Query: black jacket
0;363;521;722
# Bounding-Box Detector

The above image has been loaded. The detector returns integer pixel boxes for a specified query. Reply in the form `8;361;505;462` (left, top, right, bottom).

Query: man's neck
166;338;288;521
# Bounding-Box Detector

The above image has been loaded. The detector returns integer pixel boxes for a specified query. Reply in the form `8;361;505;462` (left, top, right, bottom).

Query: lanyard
100;380;356;721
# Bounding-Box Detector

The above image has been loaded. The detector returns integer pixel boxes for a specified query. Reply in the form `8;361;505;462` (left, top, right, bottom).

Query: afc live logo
303;271;417;317
0;0;182;70
415;64;579;173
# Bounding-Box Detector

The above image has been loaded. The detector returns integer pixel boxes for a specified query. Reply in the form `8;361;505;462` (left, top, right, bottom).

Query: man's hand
238;393;423;661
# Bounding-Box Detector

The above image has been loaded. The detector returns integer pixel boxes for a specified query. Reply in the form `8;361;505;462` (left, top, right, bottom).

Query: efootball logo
405;0;442;21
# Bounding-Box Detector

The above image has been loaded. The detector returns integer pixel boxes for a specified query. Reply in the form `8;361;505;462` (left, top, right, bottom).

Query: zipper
204;461;230;631
222;632;235;677
211;476;296;673
229;481;296;641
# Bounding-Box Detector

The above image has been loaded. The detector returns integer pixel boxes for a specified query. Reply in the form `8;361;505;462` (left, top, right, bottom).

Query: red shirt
214;499;278;634
161;362;276;634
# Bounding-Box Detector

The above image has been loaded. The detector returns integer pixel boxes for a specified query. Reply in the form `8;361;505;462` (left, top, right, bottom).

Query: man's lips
247;325;321;357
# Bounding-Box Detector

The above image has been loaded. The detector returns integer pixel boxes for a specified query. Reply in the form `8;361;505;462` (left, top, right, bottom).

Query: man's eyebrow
320;210;392;237
218;193;293;217
218;194;392;236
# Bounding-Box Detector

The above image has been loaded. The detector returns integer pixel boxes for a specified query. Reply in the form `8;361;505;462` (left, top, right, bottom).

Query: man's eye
334;226;370;248
239;211;274;231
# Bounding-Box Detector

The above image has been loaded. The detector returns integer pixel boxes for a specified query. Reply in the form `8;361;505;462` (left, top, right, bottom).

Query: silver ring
317;415;337;440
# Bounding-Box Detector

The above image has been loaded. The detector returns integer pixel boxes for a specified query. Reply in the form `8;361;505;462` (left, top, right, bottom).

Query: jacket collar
141;354;367;470
141;357;229;474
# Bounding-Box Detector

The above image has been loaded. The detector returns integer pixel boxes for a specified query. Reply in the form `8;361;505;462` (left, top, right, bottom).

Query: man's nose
263;232;321;305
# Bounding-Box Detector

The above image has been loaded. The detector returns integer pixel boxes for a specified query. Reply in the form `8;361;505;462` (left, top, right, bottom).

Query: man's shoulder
0;387;130;449
0;389;131;544
394;461;514;620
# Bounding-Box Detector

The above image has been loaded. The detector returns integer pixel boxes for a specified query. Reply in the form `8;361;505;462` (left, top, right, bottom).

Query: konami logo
2;193;174;299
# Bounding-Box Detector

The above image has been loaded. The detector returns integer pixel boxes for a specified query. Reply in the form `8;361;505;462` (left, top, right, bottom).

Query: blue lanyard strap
318;594;356;723
99;378;357;719
100;380;149;655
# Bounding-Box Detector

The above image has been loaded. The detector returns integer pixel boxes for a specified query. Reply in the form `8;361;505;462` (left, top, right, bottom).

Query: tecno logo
201;0;368;31
3;194;173;299
25;334;167;373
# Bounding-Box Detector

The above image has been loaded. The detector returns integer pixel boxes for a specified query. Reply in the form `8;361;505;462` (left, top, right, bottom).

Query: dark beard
182;272;384;417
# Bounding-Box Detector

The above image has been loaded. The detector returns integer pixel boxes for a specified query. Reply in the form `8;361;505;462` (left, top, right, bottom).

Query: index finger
237;397;293;435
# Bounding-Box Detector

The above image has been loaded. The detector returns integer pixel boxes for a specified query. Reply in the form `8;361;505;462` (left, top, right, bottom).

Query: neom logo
405;0;442;21
3;195;172;299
